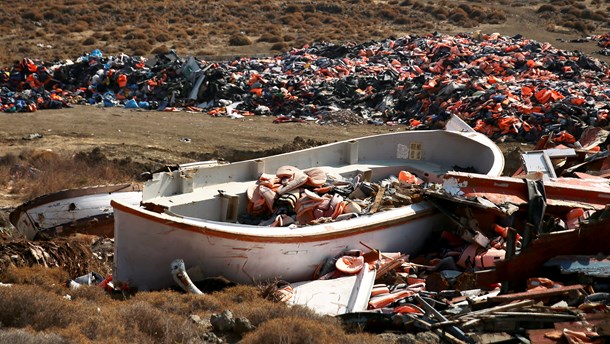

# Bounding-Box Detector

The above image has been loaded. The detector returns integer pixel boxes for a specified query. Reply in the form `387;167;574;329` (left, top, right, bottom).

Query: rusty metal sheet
477;217;610;288
442;172;610;210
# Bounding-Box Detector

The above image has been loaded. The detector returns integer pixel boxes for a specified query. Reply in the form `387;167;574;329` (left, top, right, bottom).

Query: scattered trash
0;237;97;277
66;271;105;289
4;32;610;342
170;259;203;295
158;124;609;341
2;32;609;145
22;133;43;140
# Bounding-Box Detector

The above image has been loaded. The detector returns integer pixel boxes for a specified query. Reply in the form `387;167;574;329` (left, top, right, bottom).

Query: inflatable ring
335;255;364;274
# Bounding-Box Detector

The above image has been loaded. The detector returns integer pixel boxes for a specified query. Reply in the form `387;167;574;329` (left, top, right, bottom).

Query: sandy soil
0;106;394;164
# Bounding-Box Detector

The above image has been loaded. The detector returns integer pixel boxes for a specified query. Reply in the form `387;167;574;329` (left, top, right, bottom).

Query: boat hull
10;184;142;240
113;123;504;290
113;200;447;289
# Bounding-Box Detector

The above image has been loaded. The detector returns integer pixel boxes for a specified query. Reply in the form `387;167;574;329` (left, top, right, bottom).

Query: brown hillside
1;0;608;65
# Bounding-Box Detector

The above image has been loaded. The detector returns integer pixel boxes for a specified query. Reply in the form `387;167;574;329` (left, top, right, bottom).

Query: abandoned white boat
10;183;142;240
112;119;504;290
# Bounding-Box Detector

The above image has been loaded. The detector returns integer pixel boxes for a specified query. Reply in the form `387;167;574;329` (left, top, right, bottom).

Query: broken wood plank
489;284;585;303
469;332;515;344
483;312;578;321
458;299;536;319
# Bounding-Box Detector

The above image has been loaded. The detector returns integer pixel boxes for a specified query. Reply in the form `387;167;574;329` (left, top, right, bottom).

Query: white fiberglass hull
113;200;446;290
11;184;142;240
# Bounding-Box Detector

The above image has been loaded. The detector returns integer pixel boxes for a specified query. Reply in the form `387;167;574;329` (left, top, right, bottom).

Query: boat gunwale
111;199;439;244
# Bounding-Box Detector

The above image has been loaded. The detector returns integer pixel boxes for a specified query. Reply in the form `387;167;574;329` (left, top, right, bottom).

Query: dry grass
241;317;383;344
0;265;68;289
0;148;143;202
0;329;70;344
0;271;383;344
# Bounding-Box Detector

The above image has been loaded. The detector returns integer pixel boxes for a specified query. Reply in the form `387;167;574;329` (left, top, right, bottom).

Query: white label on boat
397;143;409;159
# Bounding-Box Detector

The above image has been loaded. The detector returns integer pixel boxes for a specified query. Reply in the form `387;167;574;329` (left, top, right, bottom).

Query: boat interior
140;131;501;224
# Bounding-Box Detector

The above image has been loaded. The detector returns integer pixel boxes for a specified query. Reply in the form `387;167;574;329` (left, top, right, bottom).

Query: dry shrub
240;317;383;344
118;300;205;342
124;31;147;40
69;284;114;303
285;4;300;13
537;4;556;13
128;40;152;55
257;33;283;43
377;6;397;20
0;284;74;330
316;4;343;14
133;289;224;314
393;16;411;25
280;13;302;26
591;10;608;21
119;301;173;338
229;34;252;46
564;20;594;33
197;49;218;56
448;8;469;23
487;9;506;24
40;298;132;342
283;34;295;41
214;285;260;304
71;21;88;33
233;302;319;327
400;0;414;5
271;42;289;52
305;17;323;27
562;6;582;19
458;3;473;15
433;6;450;19
0;329;70;344
151;45;170;54
155;33;169;42
83;37;96;46
579;9;594;20
411;1;424;10
0;265;68;288
0;153;18;187
22;10;44;21
97;2;115;12
574;1;587;9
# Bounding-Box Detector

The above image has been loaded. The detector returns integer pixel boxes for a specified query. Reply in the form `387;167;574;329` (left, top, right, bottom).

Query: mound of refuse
1;33;609;143
0;234;112;277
